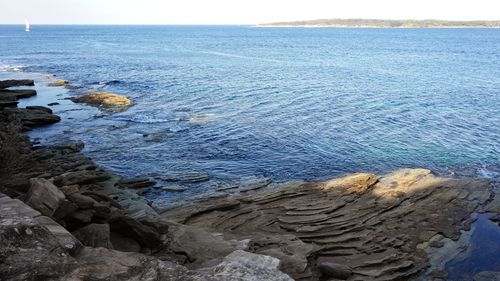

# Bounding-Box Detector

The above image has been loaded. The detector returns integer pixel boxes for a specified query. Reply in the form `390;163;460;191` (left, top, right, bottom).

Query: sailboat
25;19;30;32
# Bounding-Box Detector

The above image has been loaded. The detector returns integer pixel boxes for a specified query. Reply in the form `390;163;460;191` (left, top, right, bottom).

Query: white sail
25;19;30;32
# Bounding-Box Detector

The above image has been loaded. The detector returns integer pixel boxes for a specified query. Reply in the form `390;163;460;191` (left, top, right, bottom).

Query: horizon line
2;18;500;26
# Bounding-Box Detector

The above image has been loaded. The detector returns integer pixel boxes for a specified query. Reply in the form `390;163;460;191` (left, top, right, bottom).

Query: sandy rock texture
162;169;495;280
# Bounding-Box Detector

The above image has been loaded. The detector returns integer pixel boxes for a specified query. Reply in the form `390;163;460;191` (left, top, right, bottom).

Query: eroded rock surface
161;169;494;280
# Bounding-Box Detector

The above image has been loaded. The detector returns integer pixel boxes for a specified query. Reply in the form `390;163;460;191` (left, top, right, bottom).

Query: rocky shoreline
1;79;499;280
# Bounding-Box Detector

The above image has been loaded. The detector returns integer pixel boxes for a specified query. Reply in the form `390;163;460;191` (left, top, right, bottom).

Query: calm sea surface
0;25;499;205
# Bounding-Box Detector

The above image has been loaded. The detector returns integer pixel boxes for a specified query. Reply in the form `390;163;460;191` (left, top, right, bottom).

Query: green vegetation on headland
258;18;500;28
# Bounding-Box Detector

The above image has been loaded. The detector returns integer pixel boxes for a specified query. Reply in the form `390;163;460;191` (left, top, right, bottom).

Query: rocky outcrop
161;169;494;280
0;192;292;281
0;89;37;100
71;92;132;110
0;79;34;89
3;107;61;129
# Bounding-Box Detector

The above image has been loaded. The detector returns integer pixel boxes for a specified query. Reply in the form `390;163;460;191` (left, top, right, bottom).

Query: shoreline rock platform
1;79;499;280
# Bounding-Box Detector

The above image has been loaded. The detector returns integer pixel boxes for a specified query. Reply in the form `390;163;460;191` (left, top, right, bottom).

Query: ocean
0;25;499;207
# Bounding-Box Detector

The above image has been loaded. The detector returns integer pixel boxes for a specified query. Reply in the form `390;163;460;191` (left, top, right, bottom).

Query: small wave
185;49;284;63
108;112;175;124
0;64;26;72
477;167;500;180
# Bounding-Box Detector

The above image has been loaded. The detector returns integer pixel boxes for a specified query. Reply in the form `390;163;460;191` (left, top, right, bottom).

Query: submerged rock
48;79;69;87
159;171;210;183
161;185;188;192
71;92;132;110
119;177;156;189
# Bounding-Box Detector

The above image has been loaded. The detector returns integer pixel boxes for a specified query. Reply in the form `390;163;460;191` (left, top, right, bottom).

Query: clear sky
1;0;499;25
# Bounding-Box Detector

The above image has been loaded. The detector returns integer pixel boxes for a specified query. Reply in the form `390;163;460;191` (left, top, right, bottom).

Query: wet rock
483;193;500;214
109;215;161;248
48;79;68;87
26;105;53;114
159;171;210;183
239;178;272;192
118;177;156;189
25;178;65;216
72;223;113;249
0;79;34;89
47;102;60;106
161;185;188;192
55;170;111;186
317;260;353;279
71;92;132;110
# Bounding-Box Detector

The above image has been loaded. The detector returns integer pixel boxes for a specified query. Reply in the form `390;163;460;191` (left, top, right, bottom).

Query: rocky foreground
1;79;499;281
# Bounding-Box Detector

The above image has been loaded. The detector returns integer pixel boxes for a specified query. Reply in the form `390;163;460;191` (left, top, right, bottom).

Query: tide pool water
0;25;499;206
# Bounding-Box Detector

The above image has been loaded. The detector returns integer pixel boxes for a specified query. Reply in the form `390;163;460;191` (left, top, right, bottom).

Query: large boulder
0;79;34;89
71;92;132;110
25;178;65;216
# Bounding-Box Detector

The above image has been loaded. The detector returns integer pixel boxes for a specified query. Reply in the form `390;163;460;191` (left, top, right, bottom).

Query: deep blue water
0;25;499;205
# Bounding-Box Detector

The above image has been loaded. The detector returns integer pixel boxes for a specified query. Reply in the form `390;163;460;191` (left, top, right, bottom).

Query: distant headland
257;18;500;28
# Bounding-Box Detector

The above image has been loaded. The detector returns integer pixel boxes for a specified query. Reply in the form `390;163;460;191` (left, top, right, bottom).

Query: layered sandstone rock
161;169;494;280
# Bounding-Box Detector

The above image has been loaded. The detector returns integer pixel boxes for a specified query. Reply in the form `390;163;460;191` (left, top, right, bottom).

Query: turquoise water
0;25;499;204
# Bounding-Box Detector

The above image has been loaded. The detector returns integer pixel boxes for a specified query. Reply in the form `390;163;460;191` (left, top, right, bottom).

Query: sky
0;0;499;25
